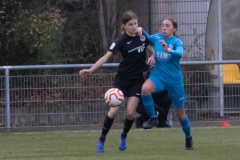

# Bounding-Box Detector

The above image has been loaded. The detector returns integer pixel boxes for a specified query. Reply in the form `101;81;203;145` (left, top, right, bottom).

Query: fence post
218;0;224;117
5;68;10;131
148;0;152;34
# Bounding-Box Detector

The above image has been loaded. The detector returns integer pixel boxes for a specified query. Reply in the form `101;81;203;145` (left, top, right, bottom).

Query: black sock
99;115;114;141
121;118;134;137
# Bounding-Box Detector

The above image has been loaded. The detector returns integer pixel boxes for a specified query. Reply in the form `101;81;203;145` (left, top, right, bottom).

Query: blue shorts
148;73;185;108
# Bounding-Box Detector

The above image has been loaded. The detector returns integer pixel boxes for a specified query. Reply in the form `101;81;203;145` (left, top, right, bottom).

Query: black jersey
109;33;150;79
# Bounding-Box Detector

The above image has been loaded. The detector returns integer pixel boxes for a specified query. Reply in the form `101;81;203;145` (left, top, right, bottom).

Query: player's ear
122;24;127;30
173;28;177;34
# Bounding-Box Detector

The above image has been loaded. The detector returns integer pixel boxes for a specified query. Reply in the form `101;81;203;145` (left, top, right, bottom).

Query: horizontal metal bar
0;63;120;70
180;60;240;65
1;60;240;70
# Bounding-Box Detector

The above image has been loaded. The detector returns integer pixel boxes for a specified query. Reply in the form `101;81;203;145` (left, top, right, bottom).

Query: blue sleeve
170;39;183;57
142;28;155;46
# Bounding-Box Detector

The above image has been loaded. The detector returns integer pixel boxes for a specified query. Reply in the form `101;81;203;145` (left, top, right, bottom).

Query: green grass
0;127;239;160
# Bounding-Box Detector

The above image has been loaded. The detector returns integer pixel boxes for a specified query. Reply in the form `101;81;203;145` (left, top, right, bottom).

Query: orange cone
220;121;230;127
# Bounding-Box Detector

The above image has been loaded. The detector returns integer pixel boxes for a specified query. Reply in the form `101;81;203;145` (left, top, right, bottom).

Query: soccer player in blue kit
136;18;194;150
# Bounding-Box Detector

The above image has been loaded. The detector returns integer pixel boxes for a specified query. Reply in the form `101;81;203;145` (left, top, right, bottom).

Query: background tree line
0;0;133;74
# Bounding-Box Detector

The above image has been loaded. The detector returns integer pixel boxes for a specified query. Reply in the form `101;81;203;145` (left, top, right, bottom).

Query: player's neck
163;34;174;39
164;34;174;39
126;31;136;37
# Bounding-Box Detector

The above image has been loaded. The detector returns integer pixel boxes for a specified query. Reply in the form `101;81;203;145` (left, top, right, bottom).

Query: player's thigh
166;84;185;108
126;80;143;116
147;74;165;93
126;96;139;118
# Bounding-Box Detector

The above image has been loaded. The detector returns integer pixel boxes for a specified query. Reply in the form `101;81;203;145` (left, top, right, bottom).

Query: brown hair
163;18;178;36
120;10;138;34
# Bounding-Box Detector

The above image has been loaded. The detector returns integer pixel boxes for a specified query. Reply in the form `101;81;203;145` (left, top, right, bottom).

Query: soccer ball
104;88;124;107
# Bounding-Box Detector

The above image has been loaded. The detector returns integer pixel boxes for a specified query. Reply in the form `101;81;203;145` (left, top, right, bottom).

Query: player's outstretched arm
143;29;155;44
79;51;113;78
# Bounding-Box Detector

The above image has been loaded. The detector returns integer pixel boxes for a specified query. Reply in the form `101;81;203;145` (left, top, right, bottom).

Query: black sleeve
108;38;121;54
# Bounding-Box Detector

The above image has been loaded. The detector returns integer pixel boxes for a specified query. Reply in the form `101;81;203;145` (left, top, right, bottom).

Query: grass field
0;126;239;160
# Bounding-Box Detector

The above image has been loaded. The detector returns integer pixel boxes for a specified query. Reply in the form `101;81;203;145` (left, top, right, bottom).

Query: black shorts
113;74;144;99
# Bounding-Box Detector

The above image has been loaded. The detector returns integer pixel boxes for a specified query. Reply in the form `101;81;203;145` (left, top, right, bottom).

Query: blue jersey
143;29;184;85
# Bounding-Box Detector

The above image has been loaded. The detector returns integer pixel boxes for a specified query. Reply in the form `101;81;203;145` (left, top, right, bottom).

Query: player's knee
126;111;135;120
175;109;185;121
177;115;185;121
141;84;153;94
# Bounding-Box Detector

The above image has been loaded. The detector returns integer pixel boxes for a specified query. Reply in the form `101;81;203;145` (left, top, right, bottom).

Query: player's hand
135;27;142;36
147;55;155;66
159;40;170;53
79;69;91;78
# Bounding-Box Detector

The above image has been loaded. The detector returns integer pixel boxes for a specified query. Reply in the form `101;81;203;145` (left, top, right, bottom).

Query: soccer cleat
185;136;194;150
157;122;171;128
143;118;158;129
119;136;127;151
96;140;105;153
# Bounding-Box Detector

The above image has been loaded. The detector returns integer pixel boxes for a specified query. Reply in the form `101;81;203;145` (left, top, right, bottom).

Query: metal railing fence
0;60;240;130
131;0;210;61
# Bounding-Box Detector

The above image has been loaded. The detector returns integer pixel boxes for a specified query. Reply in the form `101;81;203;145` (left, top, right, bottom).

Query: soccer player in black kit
79;10;155;153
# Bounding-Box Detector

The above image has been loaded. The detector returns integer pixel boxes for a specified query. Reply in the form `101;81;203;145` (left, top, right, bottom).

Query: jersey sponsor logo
156;51;170;61
140;35;146;41
110;42;116;49
128;43;145;53
127;41;132;44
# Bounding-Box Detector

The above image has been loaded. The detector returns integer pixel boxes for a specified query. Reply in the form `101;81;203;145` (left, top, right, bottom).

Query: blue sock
141;94;157;119
180;115;191;138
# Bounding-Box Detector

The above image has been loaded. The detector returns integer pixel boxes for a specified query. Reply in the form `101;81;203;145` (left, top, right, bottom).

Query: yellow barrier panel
222;64;240;84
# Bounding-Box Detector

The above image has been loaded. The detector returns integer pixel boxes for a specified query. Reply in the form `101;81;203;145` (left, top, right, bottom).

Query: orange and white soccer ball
104;88;124;107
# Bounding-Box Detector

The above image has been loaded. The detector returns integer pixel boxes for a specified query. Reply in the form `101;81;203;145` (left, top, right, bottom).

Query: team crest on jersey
140;35;146;41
